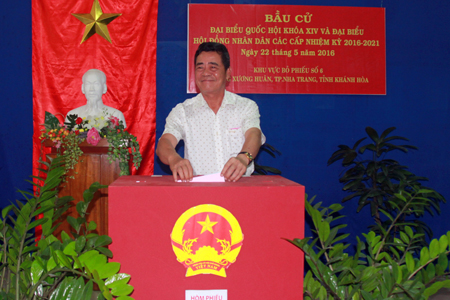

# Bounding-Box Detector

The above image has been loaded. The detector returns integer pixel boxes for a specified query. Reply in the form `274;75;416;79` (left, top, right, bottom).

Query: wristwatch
238;151;253;165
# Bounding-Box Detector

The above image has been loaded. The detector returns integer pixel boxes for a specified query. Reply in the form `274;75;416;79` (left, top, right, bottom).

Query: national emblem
171;204;244;277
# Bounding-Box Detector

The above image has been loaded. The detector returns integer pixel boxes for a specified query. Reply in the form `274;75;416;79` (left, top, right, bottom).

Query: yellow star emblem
197;215;218;234
72;0;121;44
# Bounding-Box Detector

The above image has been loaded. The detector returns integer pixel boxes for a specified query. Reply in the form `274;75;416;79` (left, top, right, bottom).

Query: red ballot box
109;175;304;299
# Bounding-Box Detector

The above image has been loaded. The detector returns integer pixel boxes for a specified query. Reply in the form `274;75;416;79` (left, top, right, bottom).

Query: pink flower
87;128;101;146
109;116;120;127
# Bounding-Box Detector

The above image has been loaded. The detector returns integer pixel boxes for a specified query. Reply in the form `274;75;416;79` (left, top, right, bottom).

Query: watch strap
238;151;253;165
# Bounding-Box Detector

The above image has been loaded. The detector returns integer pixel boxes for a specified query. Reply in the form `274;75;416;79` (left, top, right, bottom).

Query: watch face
238;152;252;164
244;152;252;160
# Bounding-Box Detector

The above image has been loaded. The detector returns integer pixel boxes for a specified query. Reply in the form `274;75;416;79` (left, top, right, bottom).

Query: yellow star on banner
197;215;218;234
72;0;121;44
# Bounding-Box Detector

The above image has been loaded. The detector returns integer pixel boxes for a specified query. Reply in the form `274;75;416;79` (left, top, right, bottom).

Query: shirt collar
223;90;236;105
196;90;236;109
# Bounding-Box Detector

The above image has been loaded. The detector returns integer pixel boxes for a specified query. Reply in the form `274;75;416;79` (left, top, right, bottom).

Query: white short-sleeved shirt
162;91;265;175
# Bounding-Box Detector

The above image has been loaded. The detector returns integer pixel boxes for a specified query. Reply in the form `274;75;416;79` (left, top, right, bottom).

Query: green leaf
331;233;350;245
2;205;13;219
318;219;330;243
394;193;407;202
76;236;87;253
97;247;113;258
405;226;414;238
361;290;374;300
309;205;322;231
87;221;97;232
95;235;112;248
44;111;61;129
429;239;440;258
67;216;80;232
49;278;70;300
371;235;382;249
405;252;415;273
329;203;344;213
80;280;94;300
28;217;48;230
97;262;121;279
447;232;450;249
93;271;112;300
365;127;379;143
69;277;88;300
22;245;39;255
47;256;57;271
396;264;403;284
77;217;86;227
423;280;450;298
116;296;134;300
399;231;410;244
88;181;107;192
437;253;449;276
304;271;315;295
37;238;49;251
373;241;383;256
111;283;134;297
439;235;448;253
426;263;436;283
389;246;400;260
32;204;54;217
379;127;396;140
55;250;72;269
420;247;430;266
76;201;87;216
60;231;72;243
378;208;393;222
81;251;107;272
105;273;131;289
83;190;95;204
317;285;327;300
79;250;100;264
31;259;45;285
63;241;77;256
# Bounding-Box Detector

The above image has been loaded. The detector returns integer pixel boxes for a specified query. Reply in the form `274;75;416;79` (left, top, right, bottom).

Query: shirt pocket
226;126;244;157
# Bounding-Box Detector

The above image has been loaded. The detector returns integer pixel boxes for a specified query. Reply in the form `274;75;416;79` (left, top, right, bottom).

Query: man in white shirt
156;42;265;182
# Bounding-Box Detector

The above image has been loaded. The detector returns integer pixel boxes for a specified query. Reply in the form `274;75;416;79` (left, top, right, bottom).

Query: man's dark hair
194;42;230;70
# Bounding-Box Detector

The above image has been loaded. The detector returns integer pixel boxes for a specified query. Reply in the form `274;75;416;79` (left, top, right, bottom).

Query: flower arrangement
40;111;142;176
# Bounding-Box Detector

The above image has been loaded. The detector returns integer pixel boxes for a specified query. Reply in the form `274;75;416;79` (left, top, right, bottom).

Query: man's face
82;72;105;103
195;51;230;97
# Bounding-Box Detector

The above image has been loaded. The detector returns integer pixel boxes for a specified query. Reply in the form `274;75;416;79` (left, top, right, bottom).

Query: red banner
188;4;386;95
32;0;158;175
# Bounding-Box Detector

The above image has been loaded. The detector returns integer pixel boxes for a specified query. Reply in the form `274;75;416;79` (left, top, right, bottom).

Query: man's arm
156;133;193;182
221;127;262;182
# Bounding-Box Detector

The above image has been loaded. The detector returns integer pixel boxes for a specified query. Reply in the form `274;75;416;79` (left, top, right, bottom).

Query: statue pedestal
45;139;122;238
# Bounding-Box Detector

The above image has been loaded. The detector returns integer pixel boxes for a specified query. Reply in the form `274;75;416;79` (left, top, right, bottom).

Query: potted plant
286;127;450;299
0;156;135;299
287;195;450;299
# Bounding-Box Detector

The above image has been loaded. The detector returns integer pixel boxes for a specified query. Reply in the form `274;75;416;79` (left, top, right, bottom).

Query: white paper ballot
177;172;225;182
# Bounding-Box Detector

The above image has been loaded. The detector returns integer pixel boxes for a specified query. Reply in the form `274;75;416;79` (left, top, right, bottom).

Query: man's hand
156;133;193;182
221;156;248;182
169;156;193;182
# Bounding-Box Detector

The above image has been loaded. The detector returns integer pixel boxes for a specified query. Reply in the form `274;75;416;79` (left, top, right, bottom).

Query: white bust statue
65;69;126;127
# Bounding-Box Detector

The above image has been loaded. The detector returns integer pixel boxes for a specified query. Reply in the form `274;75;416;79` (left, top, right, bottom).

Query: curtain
32;0;158;176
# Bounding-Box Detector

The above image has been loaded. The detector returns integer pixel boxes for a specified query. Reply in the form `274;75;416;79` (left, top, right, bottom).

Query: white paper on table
177;172;225;182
